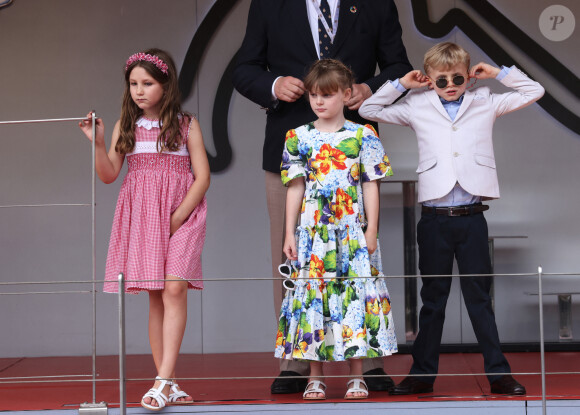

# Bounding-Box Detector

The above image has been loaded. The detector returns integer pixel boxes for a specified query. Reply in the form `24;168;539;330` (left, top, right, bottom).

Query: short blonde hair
423;42;470;75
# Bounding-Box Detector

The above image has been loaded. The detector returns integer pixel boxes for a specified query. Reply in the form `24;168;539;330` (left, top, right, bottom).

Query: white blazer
359;66;544;203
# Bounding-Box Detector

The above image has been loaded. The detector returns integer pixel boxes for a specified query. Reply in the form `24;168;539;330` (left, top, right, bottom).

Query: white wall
0;0;578;358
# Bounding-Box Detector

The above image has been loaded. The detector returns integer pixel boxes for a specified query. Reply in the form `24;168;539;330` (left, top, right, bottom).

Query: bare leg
346;359;367;398
303;361;325;399
143;276;190;407
148;291;164;372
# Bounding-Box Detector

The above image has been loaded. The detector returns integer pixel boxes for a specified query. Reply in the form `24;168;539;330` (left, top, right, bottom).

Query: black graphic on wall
179;0;238;173
179;0;579;173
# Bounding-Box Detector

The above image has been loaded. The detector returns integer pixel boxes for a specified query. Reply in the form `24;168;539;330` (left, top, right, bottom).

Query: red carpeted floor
1;352;579;410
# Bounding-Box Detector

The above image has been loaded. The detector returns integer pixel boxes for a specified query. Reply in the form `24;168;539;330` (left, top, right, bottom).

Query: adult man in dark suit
233;0;412;394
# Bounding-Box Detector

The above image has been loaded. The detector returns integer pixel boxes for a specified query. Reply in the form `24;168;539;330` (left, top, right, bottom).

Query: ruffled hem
103;277;204;294
274;276;397;362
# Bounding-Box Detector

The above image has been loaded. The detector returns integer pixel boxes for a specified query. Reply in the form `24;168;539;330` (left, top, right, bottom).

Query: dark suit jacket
232;0;412;173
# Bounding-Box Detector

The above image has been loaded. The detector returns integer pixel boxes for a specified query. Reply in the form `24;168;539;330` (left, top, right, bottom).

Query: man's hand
274;76;306;102
346;83;372;110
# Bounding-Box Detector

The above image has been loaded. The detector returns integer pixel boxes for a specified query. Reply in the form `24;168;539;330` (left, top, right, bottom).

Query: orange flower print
332;188;354;220
366;297;381;316
285;129;297;142
381;296;391;315
357;327;367;339
375;155;393;176
348;163;360;184
309;254;325;280
314;143;347;177
342;325;353;342
364;124;379;137
275;330;284;348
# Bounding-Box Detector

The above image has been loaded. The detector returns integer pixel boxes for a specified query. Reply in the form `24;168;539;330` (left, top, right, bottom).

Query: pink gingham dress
103;115;207;294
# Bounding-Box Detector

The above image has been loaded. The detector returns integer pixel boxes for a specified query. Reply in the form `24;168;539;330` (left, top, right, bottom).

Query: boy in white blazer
359;42;544;395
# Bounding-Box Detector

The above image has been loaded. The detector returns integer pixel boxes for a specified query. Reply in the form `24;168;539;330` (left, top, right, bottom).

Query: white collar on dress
135;117;160;130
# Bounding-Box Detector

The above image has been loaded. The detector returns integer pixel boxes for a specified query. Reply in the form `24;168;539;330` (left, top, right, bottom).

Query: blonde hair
303;59;354;94
423;42;470;75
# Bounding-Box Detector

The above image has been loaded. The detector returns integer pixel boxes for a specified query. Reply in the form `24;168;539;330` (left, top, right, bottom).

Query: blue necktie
318;0;333;58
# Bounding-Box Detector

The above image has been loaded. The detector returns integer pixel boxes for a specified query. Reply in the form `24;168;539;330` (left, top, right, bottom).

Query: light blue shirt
392;66;510;207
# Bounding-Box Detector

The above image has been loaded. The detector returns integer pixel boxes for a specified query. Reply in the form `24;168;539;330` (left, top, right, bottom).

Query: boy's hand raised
469;62;500;79
400;70;430;90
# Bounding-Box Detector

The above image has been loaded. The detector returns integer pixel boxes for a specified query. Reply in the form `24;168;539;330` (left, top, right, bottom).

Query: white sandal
345;378;368;400
303;380;327;400
141;376;170;411
168;382;193;404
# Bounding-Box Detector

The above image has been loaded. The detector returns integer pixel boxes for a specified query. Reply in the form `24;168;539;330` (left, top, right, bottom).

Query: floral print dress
275;120;397;362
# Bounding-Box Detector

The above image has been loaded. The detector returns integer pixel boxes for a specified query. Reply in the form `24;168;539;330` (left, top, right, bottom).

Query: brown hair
423;42;470;75
303;59;354;95
116;48;189;154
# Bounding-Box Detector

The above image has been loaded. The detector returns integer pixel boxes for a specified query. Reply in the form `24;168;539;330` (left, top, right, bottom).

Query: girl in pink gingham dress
79;48;210;410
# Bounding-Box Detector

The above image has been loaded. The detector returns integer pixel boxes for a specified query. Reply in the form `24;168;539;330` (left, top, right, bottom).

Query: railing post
91;111;97;404
538;266;546;415
118;273;126;415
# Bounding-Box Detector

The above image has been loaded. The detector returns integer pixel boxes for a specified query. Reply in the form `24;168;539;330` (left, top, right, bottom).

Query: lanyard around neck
312;0;340;43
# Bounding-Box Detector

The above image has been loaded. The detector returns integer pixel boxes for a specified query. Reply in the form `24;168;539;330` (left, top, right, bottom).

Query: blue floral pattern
275;121;397;362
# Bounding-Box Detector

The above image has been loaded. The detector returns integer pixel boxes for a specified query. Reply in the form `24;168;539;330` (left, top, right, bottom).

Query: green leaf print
367;348;381;358
349;240;361;260
326;345;335;360
336;137;361;159
344;345;360;359
343;286;353;312
369;336;381;349
319;225;329;243
365;314;381;336
299;312;312;333
292;299;303;313
347;186;358;203
278;316;287;332
316;345;326;361
323;250;337;273
317;197;328;215
286;135;299;156
304;287;316;308
323;291;330;317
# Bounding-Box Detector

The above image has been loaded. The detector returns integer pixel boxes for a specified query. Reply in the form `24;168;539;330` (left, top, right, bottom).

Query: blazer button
453;152;460;157
452;126;458;131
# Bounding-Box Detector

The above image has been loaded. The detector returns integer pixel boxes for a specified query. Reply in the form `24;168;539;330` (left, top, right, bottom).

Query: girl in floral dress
275;59;397;400
79;49;210;410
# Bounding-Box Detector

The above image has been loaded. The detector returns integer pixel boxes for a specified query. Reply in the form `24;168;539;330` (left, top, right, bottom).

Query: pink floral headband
125;53;169;75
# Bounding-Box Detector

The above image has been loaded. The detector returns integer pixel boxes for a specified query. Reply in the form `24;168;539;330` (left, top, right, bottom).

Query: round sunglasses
434;75;466;89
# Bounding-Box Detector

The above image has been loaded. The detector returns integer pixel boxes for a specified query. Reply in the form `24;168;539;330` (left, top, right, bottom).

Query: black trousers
409;210;510;384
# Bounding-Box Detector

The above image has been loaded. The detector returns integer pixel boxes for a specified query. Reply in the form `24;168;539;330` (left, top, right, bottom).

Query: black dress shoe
363;368;395;391
389;376;433;395
270;371;308;394
490;375;526;395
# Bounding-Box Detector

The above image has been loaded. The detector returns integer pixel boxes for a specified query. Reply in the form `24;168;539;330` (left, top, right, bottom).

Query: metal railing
0;114;99;407
2;270;578;414
1;115;579;415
